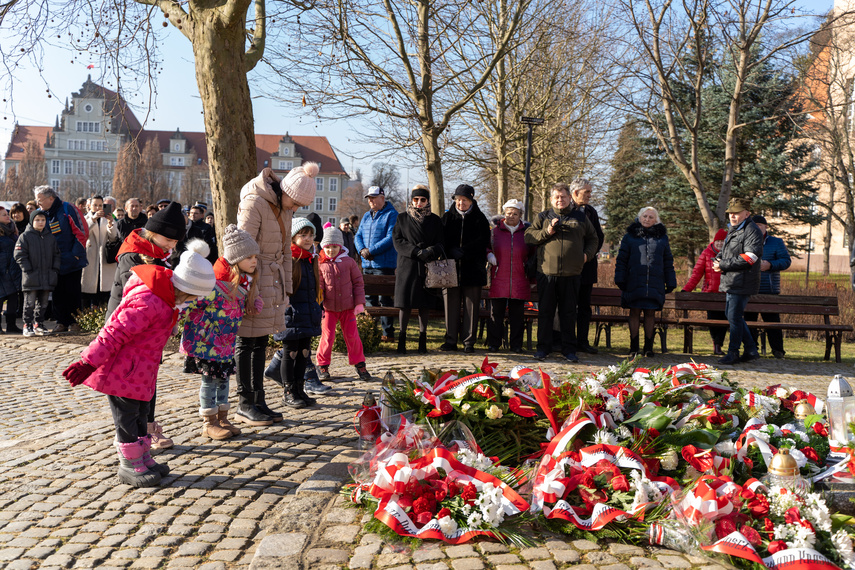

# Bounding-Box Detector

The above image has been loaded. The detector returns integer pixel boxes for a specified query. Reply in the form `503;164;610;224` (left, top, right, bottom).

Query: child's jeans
317;309;365;366
200;375;229;414
23;291;50;324
107;395;150;444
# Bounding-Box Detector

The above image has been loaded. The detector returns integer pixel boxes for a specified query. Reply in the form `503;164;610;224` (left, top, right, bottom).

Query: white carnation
832;530;855;567
590;428;618;446
502;387;516;398
485;405;503;420
660;449;679;470
438;515;458;535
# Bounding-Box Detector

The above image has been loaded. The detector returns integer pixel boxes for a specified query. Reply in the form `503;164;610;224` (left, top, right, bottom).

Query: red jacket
488;220;533;300
318;248;366;313
683;242;721;293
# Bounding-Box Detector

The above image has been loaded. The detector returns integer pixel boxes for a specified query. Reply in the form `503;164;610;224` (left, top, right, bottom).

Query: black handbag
104;237;122;264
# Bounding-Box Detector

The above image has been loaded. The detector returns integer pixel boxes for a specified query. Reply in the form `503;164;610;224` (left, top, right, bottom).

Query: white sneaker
34;324;48;336
23;324;35;337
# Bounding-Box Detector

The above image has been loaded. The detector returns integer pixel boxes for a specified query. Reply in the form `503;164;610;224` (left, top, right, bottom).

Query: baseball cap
364;186;385;198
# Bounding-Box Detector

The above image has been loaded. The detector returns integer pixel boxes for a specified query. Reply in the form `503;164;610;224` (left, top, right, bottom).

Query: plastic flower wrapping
343;356;855;570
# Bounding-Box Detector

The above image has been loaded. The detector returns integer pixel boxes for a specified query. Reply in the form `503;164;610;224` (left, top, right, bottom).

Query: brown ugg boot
201;412;233;440
217;408;241;436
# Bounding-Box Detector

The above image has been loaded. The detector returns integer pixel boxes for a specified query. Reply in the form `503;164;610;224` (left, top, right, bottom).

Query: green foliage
74;305;106;333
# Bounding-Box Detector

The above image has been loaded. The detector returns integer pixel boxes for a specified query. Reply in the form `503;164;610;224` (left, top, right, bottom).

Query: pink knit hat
282;162;319;207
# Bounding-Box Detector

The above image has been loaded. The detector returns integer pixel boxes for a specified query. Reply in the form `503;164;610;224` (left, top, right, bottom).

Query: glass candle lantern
826;375;855;447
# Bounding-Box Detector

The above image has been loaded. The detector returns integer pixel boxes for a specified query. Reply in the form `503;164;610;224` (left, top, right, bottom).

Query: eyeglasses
413;197;428;203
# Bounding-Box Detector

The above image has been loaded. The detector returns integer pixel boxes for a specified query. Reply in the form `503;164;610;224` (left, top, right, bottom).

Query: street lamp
520;116;544;222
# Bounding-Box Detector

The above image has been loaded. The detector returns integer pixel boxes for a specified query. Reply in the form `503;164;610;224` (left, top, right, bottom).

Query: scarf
505;222;520;234
0;221;16;238
407;203;431;224
291;244;313;260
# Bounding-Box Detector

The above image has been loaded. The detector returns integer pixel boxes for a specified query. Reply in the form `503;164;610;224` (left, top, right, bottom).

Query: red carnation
415;511;433;525
435;489;447;502
413;495;434;515
461;483;478;502
813;422;828;437
715;516;738;539
740;525;763;546
768;541;787;554
612;474;630;492
747;495;770;518
437;507;451;519
801;447;820;462
398;494;413;510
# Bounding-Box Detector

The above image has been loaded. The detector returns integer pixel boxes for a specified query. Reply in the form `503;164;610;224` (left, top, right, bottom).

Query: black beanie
411;187;430;200
145;201;187;241
452;184;475;201
306;212;324;244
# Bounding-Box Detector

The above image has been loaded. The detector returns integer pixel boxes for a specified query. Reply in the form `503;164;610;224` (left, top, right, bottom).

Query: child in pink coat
316;227;371;381
62;240;216;488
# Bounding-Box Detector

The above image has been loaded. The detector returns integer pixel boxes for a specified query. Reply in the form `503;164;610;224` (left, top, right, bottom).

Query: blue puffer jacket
43;198;88;275
355;202;398;270
614;221;676;310
276;257;322;341
0;229;22;299
758;234;791;294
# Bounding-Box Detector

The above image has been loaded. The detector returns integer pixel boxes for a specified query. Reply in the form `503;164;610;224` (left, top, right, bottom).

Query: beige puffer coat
236;169;293;337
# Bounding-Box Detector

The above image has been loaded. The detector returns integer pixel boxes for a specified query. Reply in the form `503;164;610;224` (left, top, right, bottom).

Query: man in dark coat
116;197;148;242
570;179;604;354
525;182;598;362
714;197;764;365
170;205;218;265
744;215;791;359
441;184;491;353
34;185;88;333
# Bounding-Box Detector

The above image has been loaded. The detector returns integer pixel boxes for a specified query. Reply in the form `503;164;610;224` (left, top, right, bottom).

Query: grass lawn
384;318;855;366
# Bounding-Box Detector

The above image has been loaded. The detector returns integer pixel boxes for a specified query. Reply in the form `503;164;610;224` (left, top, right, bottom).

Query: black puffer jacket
14;223;60;291
277;257;322;341
442;202;491;287
614;221;676;310
717;218;763;296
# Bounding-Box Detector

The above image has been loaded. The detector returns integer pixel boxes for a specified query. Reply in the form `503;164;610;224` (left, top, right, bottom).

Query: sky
0;0;835;189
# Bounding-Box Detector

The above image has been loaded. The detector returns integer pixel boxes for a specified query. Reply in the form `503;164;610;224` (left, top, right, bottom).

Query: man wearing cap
340;217;359;261
713;197;764;365
744;215;791;359
355;186;399;341
525;182;599;362
156;199;171;211
570;179;604;354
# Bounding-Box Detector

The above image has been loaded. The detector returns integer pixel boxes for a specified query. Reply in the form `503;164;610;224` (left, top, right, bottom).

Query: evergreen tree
605;119;649;249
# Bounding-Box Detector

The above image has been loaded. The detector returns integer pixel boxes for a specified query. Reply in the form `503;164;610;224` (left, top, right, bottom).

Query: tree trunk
423;131;445;212
823;179;834;276
191;14;257;246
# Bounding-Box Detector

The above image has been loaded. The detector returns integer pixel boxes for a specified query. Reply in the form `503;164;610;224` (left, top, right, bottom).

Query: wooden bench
673;292;852;362
360;274;679;352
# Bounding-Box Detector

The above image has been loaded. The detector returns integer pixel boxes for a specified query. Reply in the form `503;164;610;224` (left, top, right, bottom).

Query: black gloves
416;249;432;262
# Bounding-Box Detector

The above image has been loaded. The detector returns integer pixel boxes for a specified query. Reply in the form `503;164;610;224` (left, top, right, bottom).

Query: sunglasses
413;197;428;203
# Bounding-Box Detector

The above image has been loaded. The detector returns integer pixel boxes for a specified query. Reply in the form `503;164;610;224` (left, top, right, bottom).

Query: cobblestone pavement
0;333;851;569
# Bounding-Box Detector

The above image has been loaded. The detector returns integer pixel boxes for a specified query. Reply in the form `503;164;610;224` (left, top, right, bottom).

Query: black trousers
487;298;525;350
707;310;727;346
53;269;82;326
107;395;150;444
235;335;269;396
443;285;482;348
536;273;581;355
1;294;19;323
744;310;784;354
281;337;312;390
577;282;594;348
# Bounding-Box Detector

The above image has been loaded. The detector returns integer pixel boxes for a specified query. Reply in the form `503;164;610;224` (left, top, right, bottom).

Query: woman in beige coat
81;196;118;308
235;163;318;426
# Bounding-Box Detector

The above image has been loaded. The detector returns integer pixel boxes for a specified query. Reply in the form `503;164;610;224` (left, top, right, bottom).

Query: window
329;178;338;193
282;147;290;156
328;197;337;212
101;181;112;193
278;160;294;170
75;121;100;132
90;140;106;151
51;179;60;190
101;161;112;176
328;217;336;225
83;104;93;112
315;197;323;211
89;180;97;191
67;139;85;150
173;143;181;151
316;177;324;192
76;161;86;175
51;160;60;175
170;157;185;166
64;160;72;174
88;161;98;176
301;204;310;211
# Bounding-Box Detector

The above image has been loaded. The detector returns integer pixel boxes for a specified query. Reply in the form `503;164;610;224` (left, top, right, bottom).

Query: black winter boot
254;390;283;422
236;393;274;426
294;377;317;407
643;336;655;358
5;316;21;334
418;332;428;354
283;381;306;408
629;336;640;358
263;351;283;386
397;334;407;354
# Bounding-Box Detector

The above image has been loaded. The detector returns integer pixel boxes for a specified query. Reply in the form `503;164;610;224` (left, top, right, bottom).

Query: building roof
255;134;348;175
4;125;53;162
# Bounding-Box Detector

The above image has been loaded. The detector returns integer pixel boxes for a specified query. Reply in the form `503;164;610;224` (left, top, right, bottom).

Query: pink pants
316;309;365;366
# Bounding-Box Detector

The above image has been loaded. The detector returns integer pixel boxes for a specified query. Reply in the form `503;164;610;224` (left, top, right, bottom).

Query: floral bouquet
349;446;532;545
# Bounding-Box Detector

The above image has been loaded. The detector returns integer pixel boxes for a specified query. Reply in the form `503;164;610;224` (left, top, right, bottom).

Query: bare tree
0;0;270;243
336;180;370;221
611;0;821;238
265;0;534;211
138;138;168;206
3;140;47;202
112;143;139;205
369;162;403;206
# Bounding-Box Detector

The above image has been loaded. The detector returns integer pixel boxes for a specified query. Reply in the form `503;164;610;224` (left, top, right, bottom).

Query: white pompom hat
172;239;216;297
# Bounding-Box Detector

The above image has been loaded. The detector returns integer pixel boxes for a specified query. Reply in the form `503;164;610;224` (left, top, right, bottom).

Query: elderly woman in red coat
486;199;533;353
682;228;728;355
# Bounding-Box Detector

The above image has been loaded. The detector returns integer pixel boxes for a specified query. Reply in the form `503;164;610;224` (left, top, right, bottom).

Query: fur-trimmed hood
628;220;667;239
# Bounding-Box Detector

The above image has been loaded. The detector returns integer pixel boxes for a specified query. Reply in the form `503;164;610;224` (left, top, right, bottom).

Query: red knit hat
714;229;727;241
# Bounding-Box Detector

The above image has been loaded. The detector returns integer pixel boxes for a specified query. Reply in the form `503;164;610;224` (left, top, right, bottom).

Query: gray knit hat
320;227;344;248
291;217;315;239
172;239;216;297
222;224;259;265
